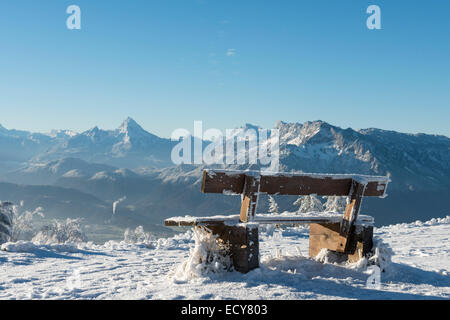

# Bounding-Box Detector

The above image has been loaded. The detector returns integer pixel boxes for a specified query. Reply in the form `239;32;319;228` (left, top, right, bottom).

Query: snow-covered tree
32;218;87;244
268;195;279;214
323;196;348;213
1;201;46;243
175;226;232;280
293;195;323;214
0;202;13;244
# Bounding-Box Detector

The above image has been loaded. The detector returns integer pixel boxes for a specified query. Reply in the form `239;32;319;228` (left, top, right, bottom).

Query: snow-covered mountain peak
274;120;335;146
117;117;148;136
86;126;100;136
81;126;112;143
46;129;78;139
112;117;162;155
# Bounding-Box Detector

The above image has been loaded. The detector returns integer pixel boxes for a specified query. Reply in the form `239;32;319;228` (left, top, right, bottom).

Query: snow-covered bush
323;196;348;212
10;206;45;241
0;202;13;244
174;226;232;280
123;226;156;248
314;248;348;264
32;218;87;244
363;238;393;272
314;238;393;272
293;195;323;214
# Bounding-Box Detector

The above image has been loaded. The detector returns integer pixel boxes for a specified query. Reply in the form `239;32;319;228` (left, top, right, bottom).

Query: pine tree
293;195;323;214
268;195;279;214
323;196;348;212
293;196;302;208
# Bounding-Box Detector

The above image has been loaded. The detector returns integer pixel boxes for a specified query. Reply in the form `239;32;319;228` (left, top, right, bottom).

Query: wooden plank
337;180;366;252
201;170;388;197
200;223;259;273
201;170;245;194
309;223;346;255
164;214;374;227
165;218;232;227
239;175;260;222
346;225;374;263
261;175;353;196
254;215;373;224
309;222;374;262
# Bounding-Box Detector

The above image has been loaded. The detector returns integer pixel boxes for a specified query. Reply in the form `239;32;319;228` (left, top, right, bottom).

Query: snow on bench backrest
201;169;389;198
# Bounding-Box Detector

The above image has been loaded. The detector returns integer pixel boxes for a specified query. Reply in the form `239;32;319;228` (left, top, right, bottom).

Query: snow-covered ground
0;216;449;300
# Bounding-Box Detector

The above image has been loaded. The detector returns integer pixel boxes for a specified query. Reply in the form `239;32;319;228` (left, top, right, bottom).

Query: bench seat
164;213;374;227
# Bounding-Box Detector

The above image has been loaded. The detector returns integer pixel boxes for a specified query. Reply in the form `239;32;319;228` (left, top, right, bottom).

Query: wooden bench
165;169;390;273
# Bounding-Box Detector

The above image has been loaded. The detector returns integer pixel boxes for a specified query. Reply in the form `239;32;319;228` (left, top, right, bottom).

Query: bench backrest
201;170;388;197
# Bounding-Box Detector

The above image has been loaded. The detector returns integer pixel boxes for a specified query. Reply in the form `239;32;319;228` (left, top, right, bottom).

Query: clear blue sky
0;0;449;137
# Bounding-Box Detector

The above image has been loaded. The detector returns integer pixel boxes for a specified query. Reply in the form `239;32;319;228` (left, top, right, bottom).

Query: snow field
0;217;449;300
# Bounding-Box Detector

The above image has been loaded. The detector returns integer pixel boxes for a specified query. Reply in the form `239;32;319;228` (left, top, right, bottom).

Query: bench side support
205;223;259;273
337;179;366;252
309;222;373;262
240;175;260;223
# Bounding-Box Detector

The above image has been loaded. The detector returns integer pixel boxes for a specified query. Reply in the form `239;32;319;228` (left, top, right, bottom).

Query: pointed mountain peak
82;126;103;138
274;120;300;130
301;120;338;133
116;117;158;141
118;117;145;133
274;120;288;127
122;116;138;126
304;119;327;127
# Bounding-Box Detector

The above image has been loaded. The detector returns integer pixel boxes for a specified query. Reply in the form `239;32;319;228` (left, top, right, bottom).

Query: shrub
123;225;155;247
32;218;87;244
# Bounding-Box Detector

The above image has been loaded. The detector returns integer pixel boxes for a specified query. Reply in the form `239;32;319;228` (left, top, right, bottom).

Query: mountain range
0;117;448;232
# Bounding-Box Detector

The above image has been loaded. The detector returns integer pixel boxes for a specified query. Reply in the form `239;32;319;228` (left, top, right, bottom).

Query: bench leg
206;223;259;273
309;222;373;263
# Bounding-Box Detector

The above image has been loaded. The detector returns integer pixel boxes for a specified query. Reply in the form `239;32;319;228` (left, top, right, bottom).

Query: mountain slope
0;182;110;222
1;158;118;185
275;120;450;191
34;117;174;168
0;127;71;174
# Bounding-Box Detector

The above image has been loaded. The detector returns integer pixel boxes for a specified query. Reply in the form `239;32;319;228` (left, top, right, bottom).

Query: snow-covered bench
165;169;390;273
